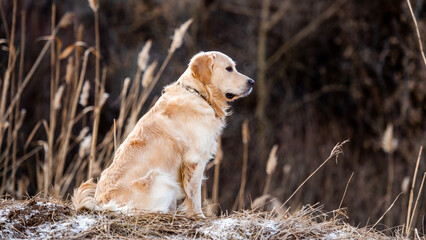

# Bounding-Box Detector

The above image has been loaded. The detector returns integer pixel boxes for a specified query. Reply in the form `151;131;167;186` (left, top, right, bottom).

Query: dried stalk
267;0;345;68
128;20;192;133
57;48;94;192
0;54;18;194
370;193;403;230
338;172;354;210
408;172;425;235
405;146;423;236
234;120;250;210
89;0;102;179
47;1;57;197
406;0;426;67
12;10;26;196
255;0;270;163
212;138;222;208
3;13;74;120
0;0;17;195
282;140;349;208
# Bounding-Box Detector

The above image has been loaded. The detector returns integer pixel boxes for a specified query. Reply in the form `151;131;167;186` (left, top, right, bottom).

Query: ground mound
0;198;405;239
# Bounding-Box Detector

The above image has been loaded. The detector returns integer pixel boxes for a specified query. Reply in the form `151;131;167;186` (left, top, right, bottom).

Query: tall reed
0;5;192;198
234;119;249;210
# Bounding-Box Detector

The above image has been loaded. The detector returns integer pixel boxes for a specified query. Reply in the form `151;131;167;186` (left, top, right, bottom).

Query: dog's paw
197;212;206;218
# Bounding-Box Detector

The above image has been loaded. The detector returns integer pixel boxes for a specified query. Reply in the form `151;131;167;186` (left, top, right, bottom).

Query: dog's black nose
247;79;255;87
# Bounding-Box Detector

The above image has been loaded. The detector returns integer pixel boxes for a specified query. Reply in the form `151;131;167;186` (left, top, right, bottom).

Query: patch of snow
70;215;98;233
0;208;10;222
21;215;98;239
260;219;279;233
212;218;240;231
198;217;280;240
0;201;99;240
323;230;355;240
199;218;244;240
36;201;57;207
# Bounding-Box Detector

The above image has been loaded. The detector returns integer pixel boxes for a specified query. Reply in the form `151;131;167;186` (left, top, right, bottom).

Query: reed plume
79;81;90;107
53;85;65;110
170;19;193;53
65;56;74;84
88;0;99;12
381;124;398;153
263;145;278;195
381;123;398;226
138;40;152;71
142;61;157;88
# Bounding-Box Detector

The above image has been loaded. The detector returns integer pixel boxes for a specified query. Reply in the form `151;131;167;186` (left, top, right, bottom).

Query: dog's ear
190;53;215;84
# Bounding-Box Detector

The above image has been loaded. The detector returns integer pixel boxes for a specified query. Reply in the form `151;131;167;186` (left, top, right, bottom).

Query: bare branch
266;1;291;31
406;0;426;67
267;0;345;68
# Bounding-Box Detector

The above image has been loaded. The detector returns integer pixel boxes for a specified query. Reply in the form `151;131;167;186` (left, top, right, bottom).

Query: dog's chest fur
158;85;226;160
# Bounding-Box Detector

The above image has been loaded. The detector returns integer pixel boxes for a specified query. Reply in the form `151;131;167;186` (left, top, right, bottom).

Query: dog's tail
72;179;102;211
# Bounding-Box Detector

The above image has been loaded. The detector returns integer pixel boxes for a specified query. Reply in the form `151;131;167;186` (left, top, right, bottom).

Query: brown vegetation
0;197;406;239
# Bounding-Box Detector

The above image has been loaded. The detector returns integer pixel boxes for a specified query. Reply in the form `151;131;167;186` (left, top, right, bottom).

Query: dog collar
164;82;223;119
178;82;223;119
177;82;209;104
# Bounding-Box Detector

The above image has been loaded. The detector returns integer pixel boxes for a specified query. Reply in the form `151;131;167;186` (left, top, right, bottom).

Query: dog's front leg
179;159;205;217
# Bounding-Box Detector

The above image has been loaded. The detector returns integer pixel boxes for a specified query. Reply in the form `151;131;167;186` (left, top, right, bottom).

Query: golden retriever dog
72;51;254;216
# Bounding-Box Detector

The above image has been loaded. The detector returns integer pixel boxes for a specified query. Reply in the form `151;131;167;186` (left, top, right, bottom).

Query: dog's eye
225;66;233;72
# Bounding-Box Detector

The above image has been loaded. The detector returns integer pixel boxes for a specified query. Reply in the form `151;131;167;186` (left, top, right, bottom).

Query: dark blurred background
1;0;425;233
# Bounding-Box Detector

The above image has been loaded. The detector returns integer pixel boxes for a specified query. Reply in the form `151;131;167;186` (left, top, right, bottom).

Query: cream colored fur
72;51;253;216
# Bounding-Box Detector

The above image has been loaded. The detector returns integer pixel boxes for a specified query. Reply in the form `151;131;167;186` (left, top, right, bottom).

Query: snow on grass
0;199;408;239
199;218;242;239
0;207;10;222
324;230;353;240
26;214;98;239
198;216;280;240
71;215;98;233
0;200;99;240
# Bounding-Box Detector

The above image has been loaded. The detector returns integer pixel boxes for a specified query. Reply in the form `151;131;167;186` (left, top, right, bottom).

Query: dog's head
189;51;254;117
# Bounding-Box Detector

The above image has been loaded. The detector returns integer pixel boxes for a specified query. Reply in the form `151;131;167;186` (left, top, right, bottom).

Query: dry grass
0;197;403;240
404;147;424;238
